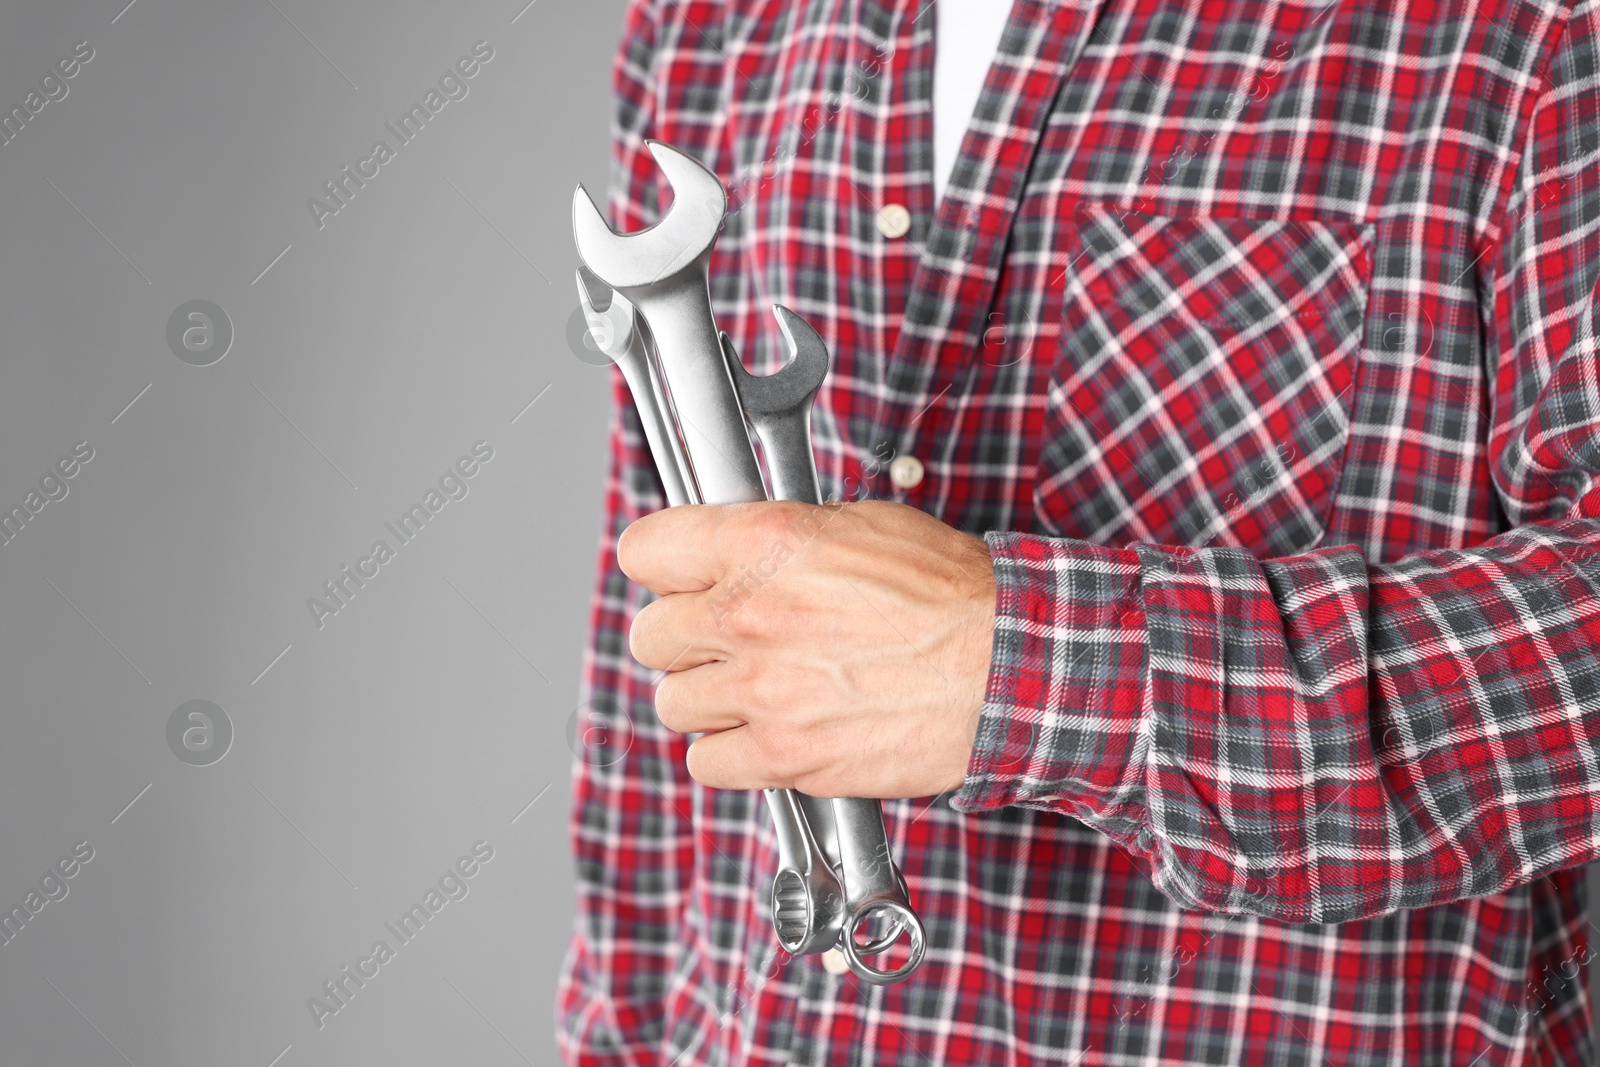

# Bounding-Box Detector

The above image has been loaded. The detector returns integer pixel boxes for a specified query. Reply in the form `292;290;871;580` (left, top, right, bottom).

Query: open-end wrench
572;266;847;958
572;140;766;505
575;267;696;508
720;311;927;985
572;142;918;976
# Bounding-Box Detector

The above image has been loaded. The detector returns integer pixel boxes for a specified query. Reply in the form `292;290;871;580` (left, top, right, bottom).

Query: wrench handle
635;318;697;508
617;321;844;957
626;268;766;504
612;334;695;509
757;408;821;504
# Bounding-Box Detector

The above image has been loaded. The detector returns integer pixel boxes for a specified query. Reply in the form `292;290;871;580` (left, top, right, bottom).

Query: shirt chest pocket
1032;204;1373;557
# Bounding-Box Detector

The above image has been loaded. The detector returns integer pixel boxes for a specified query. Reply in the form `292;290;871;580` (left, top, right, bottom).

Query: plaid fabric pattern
555;1;1600;1064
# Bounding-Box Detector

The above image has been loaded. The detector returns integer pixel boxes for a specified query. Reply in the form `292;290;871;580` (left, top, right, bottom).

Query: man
556;0;1600;1064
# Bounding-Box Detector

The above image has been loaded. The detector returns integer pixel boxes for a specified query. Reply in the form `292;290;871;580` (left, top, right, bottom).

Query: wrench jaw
570;142;766;505
718;322;826;506
570;141;726;289
575;266;637;355
721;306;830;416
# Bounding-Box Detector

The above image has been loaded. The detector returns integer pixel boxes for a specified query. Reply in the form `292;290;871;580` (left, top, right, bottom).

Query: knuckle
749;723;803;785
737;665;791;719
724;593;775;643
742;673;777;718
738;500;806;553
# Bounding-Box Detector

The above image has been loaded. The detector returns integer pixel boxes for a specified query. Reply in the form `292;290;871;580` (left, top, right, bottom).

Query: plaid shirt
555;0;1600;1063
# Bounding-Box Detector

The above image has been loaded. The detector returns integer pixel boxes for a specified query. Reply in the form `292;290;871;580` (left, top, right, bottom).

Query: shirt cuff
950;532;1150;833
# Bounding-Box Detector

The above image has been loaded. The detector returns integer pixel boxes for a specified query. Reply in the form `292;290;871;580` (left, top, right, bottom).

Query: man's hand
617;499;996;799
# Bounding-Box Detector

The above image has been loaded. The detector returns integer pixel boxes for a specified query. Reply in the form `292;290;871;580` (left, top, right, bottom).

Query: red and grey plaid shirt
555;1;1600;1063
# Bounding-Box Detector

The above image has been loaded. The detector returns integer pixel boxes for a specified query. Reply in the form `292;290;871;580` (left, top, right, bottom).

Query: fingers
616;500;821;596
652;661;748;735
629;588;727;670
685;726;771;790
617;504;733;594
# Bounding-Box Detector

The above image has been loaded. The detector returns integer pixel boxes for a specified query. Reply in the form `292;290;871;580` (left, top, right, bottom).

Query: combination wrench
575;266;695;508
571;140;764;505
573;268;847;958
720;315;926;985
573;140;923;981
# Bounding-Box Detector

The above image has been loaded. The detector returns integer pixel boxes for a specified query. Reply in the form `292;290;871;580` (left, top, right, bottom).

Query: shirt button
889;454;925;489
821;947;850;974
876;202;912;239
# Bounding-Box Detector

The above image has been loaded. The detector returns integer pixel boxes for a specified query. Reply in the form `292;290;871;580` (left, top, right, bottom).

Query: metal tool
572;140;924;982
574;267;695;507
572;141;766;505
764;786;848;956
721;315;927;985
832;799;925;983
574;269;848;959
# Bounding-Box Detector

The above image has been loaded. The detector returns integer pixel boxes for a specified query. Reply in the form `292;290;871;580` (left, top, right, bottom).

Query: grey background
0;2;1596;1065
0;0;622;1063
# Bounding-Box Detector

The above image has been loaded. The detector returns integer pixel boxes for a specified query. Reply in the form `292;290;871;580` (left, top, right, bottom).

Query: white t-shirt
932;1;1014;207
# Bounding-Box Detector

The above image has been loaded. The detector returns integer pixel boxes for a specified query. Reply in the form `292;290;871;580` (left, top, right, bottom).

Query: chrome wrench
575;267;695;508
720;312;926;984
573;268;846;958
574;141;920;978
572;140;765;505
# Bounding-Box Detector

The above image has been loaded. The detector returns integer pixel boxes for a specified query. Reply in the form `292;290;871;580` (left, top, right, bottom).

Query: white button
876;202;912;239
821;947;849;975
888;454;925;489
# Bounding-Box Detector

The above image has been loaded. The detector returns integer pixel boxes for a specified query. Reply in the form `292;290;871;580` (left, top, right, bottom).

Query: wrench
573;268;847;957
573;142;920;978
574;267;696;508
720;312;926;984
572;140;766;505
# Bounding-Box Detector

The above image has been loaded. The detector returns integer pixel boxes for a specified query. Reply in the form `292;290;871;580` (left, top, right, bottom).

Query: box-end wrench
719;311;927;985
572;268;847;958
573;141;912;971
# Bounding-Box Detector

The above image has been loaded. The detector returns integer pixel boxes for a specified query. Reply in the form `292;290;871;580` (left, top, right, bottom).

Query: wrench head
725;304;831;416
574;266;638;361
571;140;727;289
